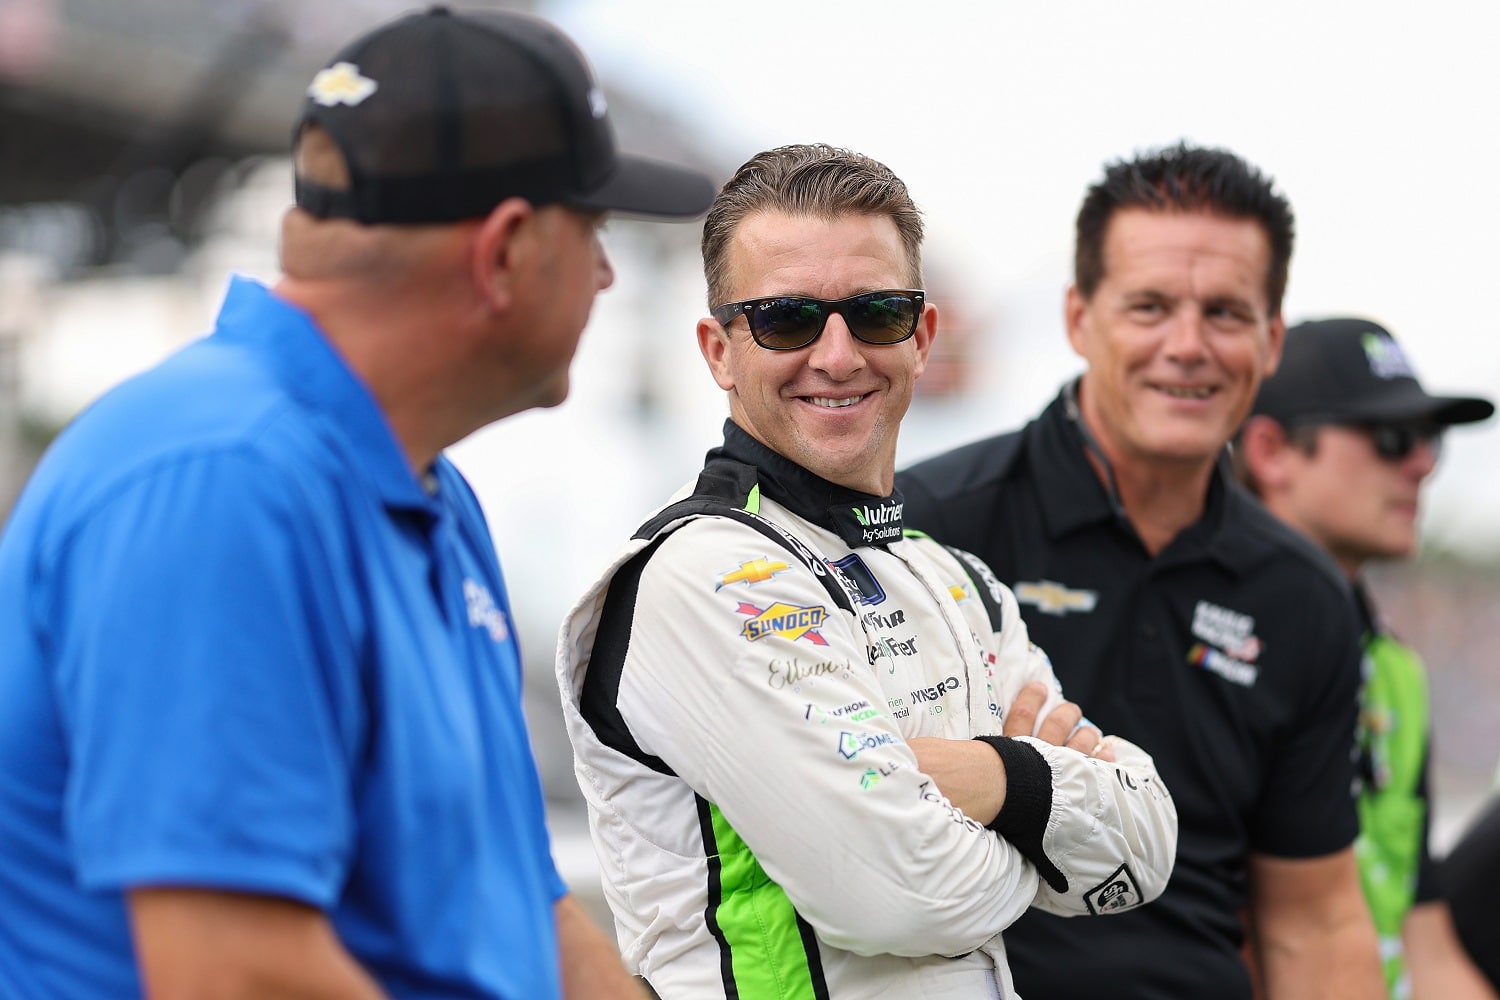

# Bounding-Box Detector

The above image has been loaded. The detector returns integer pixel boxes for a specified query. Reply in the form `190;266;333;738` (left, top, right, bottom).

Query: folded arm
614;527;1042;958
912;566;1179;919
909;693;1177;919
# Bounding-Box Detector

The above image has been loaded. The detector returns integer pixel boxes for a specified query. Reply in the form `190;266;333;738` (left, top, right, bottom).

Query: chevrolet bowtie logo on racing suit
717;557;791;590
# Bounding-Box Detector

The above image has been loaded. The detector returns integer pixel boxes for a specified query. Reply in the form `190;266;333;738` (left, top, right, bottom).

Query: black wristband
973;735;1068;893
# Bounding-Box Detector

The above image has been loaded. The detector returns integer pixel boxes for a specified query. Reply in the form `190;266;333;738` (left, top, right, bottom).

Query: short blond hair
701;144;924;308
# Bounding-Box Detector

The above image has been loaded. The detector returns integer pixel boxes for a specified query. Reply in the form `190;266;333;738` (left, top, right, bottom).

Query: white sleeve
979;579;1179;918
615;521;1039;957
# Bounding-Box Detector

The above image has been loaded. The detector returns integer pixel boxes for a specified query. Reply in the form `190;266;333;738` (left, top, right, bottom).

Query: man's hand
1003;680;1116;762
909;681;1123;823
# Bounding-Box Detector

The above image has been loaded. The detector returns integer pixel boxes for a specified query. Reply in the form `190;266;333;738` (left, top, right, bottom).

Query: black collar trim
1031;384;1257;572
712;420;906;548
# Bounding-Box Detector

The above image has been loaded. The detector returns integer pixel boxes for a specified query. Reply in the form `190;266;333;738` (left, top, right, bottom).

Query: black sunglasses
711;289;925;351
1362;422;1444;462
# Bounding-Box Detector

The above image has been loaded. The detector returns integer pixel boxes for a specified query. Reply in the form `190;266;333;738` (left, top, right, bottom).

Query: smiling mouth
1157;385;1215;400
806;394;866;409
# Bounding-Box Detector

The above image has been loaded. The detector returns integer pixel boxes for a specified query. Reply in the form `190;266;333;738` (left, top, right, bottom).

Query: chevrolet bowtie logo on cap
292;5;716;224
306;62;378;107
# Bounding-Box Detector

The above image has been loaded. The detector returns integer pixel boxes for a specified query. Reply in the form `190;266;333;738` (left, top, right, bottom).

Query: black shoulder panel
579;535;676;775
945;545;1009;634
581;457;859;774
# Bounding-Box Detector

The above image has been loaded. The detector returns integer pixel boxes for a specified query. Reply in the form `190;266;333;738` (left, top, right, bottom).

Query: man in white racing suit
555;144;1178;999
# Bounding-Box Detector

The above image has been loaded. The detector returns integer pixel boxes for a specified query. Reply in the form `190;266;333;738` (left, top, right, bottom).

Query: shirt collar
712;420;906;548
212;276;434;514
1025;382;1120;538
1351;579;1380;636
1028;379;1262;574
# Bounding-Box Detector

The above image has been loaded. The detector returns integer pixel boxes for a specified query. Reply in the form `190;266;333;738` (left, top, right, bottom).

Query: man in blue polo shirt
0;8;713;999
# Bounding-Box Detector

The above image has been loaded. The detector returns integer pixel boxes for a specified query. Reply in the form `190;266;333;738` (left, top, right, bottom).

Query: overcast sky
539;0;1500;554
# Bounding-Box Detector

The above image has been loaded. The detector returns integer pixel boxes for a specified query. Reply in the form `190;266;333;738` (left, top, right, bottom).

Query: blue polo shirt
0;277;566;999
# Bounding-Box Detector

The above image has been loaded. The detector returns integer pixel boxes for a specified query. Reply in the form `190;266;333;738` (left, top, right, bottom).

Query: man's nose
806;314;864;378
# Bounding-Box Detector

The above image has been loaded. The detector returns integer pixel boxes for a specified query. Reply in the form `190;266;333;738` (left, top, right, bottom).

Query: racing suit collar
713;420;906;548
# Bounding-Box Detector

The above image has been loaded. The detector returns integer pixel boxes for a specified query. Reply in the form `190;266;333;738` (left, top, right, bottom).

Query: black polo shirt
897;385;1363;1000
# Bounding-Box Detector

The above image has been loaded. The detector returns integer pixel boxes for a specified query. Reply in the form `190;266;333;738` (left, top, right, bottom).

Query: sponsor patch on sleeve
1084;863;1142;914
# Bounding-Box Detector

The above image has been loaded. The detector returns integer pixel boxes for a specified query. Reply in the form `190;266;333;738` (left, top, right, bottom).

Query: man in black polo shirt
898;143;1383;999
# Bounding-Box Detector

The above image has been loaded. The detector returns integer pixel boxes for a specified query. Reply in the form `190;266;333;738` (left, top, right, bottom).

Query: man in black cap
0;7;713;999
1236;317;1496;1000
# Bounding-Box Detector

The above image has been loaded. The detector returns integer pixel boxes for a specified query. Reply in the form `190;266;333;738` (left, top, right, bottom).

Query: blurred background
2;0;1497;910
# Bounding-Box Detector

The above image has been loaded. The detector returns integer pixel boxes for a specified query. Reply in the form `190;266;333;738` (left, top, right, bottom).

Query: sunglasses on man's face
711;289;924;351
1360;422;1445;462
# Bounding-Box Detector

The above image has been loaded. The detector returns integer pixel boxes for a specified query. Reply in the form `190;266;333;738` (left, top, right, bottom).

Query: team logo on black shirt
1014;579;1098;616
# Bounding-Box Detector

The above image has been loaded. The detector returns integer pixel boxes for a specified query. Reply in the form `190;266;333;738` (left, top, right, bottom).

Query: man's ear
697;316;735;391
1261;313;1288;378
1238;414;1296;494
470;198;535;310
1063;285;1089;358
910;301;938;381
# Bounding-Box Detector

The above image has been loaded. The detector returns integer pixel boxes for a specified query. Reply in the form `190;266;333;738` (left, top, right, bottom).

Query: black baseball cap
1253;317;1494;427
293;5;716;224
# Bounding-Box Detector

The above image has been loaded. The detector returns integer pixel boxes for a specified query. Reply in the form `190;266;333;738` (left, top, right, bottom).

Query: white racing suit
555;426;1178;999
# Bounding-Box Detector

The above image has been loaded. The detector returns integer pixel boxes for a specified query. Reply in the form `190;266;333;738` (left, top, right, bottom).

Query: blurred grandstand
0;0;723;496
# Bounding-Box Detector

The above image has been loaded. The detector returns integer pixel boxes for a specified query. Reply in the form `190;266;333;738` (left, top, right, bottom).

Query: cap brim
568;154;717;220
1426;395;1495;426
1341;384;1496;426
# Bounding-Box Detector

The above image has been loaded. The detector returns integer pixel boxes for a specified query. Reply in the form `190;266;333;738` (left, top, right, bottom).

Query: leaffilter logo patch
737;602;829;645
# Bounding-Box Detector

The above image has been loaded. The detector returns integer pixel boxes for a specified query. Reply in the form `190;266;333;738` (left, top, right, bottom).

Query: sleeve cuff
973;736;1067;893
